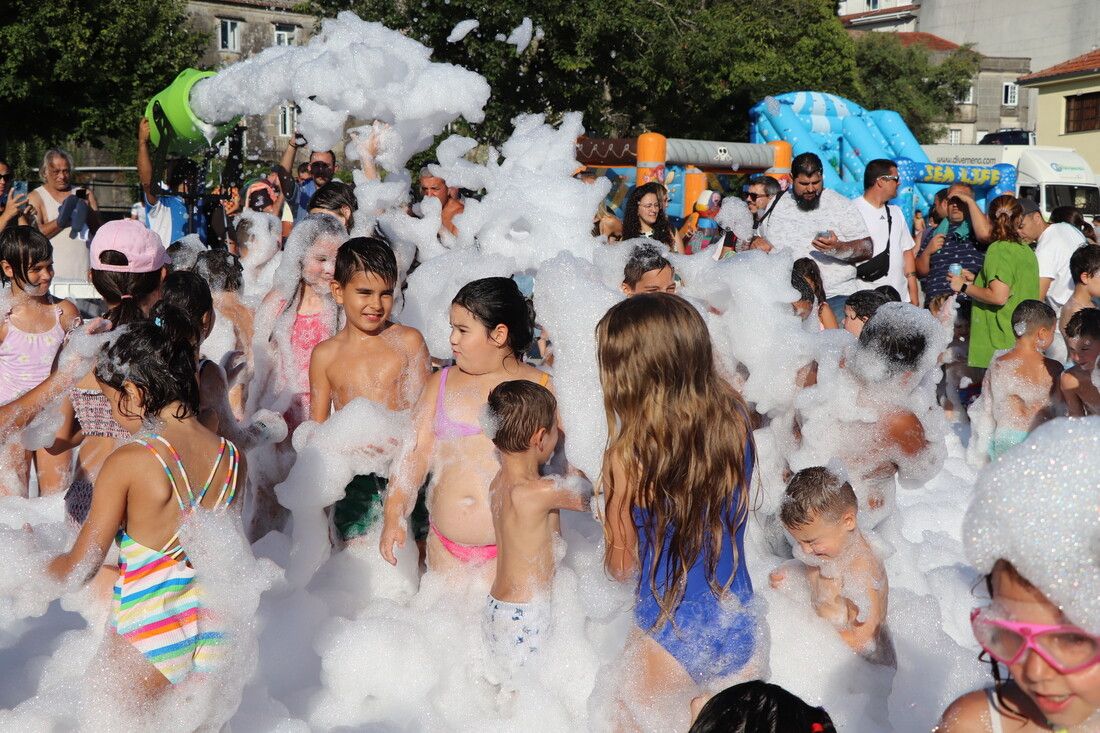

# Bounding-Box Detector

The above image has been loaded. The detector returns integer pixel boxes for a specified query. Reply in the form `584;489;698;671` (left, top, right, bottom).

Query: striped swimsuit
112;433;240;684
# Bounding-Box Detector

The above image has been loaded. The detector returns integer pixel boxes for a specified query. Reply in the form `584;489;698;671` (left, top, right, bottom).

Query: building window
867;0;879;9
274;23;296;46
957;85;974;104
947;128;962;145
277;104;296;137
1002;82;1018;107
1066;91;1100;133
219;19;240;52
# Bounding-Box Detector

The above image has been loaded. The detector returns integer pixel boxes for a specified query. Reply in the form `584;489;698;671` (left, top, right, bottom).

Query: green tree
0;0;207;175
851;32;980;143
305;0;860;146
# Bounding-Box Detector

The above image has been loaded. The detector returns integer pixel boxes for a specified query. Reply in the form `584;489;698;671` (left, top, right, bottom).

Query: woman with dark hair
621;181;682;252
1050;205;1097;244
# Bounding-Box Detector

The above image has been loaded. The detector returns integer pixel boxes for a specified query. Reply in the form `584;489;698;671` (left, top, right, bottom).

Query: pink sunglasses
971;607;1100;675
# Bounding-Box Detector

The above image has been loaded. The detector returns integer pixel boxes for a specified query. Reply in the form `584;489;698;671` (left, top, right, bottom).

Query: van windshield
1046;184;1100;215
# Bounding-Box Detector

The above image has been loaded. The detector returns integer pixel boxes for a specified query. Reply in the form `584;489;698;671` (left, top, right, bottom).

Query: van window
1019;186;1039;205
1046;184;1100;216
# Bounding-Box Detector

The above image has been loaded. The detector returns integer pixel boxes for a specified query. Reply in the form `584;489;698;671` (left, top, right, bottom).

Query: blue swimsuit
632;445;756;683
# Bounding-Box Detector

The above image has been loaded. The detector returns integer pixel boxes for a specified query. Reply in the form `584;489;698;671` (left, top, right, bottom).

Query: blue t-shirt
294;179;318;221
919;220;984;304
143;191;205;246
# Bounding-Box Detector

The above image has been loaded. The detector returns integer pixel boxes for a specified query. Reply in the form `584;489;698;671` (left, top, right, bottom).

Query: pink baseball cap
90;219;170;273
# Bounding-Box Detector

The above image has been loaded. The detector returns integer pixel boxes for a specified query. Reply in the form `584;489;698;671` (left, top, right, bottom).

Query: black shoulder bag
855;204;891;283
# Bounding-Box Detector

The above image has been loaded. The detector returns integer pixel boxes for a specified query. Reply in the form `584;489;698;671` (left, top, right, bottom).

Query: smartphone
75;188;88;200
12;180;27;197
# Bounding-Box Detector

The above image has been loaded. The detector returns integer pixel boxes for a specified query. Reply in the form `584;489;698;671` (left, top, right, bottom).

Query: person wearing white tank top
27;149;98;280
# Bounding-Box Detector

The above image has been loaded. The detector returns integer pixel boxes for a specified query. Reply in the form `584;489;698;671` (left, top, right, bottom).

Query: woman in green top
947;195;1039;369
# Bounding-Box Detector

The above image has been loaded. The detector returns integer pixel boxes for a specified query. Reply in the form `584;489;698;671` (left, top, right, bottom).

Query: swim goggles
971;607;1100;675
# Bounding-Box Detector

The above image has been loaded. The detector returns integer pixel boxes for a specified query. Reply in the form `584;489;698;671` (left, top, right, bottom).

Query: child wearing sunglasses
938;418;1100;732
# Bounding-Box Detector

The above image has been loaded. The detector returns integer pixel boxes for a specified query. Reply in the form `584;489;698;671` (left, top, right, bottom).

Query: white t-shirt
853;197;916;299
1035;222;1086;310
757;188;870;297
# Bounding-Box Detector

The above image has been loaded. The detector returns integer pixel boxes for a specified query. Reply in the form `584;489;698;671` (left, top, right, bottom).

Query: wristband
960;282;969;294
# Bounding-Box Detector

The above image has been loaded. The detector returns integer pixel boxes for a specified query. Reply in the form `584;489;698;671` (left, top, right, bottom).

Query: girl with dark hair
195;249;253;416
380;276;552;576
947;195;1039;369
0;225;81;496
46;306;247;692
596;293;757;729
621;181;682;252
689;681;835;733
793;257;839;330
52;219;169;522
308;180;358;233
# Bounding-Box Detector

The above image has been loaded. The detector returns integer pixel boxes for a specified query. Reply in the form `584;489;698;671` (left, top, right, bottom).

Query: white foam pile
0;10;1068;733
189;11;491;166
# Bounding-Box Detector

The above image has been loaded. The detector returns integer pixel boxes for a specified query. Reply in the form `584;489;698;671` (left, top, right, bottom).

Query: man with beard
752;152;872;313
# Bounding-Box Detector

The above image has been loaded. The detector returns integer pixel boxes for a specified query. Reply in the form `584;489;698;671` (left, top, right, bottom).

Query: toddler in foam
481;380;588;687
770;466;895;666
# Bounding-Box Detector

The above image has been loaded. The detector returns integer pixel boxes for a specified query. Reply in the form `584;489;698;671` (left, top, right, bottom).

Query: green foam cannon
144;68;238;155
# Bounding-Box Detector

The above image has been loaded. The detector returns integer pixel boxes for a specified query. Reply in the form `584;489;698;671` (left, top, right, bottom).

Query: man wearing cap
137;117;206;246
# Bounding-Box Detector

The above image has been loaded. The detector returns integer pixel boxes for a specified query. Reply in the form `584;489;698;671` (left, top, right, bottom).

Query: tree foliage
0;0;206;174
852;32;980;143
306;0;861;145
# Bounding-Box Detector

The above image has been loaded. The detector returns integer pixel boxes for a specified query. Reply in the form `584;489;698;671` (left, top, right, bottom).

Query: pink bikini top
433;367;482;440
431;366;551;440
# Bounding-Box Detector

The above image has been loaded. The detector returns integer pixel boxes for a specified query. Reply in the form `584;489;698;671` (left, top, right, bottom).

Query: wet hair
194;249;243;293
486;380;557;453
597;294;754;631
165;157;199;191
863;158;897;191
779;466;857;529
623;242;672;287
621;181;673;246
1010;299;1055;338
792;257;826;304
1070;244;1100;285
90;249;165;328
0;225;53;289
234;216;255;244
791;152;823;179
688;680;836;733
846;289;890;321
94;305;200;419
452;277;535;357
790;265;816;304
859;304;928;376
927;291;953;317
988;195;1023;243
334;235;398;288
152;270;212;347
308;180;357;230
875;285;902;302
1065;307;1100;342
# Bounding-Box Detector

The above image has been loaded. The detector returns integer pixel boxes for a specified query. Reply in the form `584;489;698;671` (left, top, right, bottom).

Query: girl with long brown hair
946;195;1039;369
596;293;756;726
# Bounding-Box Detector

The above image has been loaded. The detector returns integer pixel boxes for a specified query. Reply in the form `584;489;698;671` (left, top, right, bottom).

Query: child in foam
379;277;551;576
47;308;247;692
194;249;254;418
481;380;588;687
51;219;170;524
309;237;430;542
938;418;1100;733
1059;245;1100;338
248;214;344;538
1059;309;1100;417
967;300;1062;463
620;242;676;296
0;226;81;496
595;293;756;730
769;466;894;666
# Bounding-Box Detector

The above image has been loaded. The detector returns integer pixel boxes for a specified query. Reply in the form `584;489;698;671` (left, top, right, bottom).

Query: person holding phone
26;148;100;280
0;159;33;230
279;130;339;220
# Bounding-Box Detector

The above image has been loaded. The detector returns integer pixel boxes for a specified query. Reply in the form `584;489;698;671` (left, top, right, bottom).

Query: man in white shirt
753;152;872;313
853;159;918;304
1020;198;1087;313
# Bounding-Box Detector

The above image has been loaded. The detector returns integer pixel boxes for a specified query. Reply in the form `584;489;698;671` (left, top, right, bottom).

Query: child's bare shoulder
388;322;427;347
310;334;341;364
1061;366;1084;390
936;689;995;733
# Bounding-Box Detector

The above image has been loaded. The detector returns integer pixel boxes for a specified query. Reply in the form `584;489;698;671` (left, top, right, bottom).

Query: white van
921;145;1100;218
